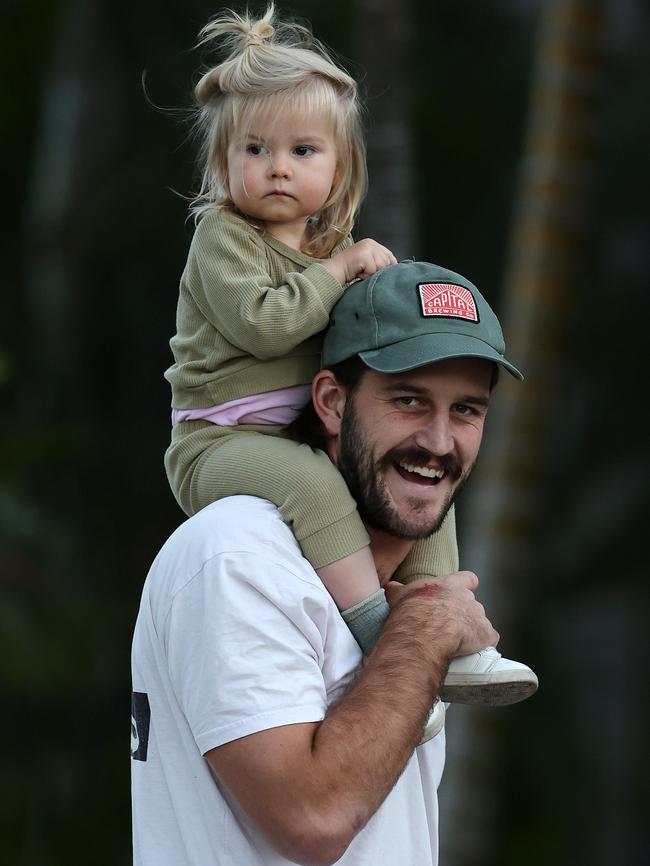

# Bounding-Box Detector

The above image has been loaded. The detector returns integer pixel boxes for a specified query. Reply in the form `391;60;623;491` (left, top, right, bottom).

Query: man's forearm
305;590;454;836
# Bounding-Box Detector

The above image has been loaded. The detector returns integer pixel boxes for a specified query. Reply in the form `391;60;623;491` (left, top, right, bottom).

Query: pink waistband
171;384;312;427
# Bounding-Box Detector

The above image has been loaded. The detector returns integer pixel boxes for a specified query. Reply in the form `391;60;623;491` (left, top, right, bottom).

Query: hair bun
194;6;278;103
247;20;274;47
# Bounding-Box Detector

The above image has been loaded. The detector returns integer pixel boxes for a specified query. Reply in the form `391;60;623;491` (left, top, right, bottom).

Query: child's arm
320;238;396;285
187;211;394;360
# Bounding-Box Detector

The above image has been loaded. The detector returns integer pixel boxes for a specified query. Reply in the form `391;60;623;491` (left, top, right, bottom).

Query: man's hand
321;238;397;284
384;571;499;661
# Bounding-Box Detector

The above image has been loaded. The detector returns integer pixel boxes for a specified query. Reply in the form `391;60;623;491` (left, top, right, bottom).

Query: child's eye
293;145;315;157
246;144;267;156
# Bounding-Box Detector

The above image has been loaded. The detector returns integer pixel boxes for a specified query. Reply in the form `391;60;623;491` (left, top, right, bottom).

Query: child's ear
311;370;347;437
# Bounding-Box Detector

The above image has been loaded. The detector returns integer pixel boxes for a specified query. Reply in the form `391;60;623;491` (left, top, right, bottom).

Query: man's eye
294;145;315;156
396;396;420;408
454;404;474;416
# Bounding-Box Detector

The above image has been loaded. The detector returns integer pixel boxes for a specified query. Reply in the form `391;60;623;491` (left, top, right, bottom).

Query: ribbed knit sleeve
188;211;346;361
165;209;353;408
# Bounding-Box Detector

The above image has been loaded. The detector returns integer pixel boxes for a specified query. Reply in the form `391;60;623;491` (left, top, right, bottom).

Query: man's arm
206;571;498;866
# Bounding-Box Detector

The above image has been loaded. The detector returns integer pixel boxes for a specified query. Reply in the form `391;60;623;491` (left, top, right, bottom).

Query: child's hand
322;239;397;285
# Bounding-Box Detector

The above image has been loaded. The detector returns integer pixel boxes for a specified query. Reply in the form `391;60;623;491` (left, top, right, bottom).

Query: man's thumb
384;580;409;608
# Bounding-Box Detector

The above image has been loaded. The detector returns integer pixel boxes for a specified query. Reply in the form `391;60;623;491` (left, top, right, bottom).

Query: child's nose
268;153;291;178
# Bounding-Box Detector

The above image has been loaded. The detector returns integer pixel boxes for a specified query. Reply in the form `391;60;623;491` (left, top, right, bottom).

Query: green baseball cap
322;261;523;380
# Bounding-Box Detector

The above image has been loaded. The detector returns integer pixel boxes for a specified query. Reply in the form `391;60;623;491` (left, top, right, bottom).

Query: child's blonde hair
191;4;367;258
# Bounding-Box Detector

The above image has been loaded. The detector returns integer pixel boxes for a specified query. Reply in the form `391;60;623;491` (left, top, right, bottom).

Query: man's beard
338;398;473;540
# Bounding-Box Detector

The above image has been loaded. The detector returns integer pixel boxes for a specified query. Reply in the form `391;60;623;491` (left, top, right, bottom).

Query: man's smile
386;447;462;494
395;461;445;485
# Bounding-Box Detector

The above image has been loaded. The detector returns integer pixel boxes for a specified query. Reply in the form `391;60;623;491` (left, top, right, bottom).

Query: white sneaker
439;647;538;706
419;700;446;744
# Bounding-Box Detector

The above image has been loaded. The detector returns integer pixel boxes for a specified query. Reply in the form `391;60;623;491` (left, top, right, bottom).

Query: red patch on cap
418;283;478;322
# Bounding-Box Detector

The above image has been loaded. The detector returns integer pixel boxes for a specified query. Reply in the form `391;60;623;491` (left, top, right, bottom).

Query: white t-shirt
131;496;446;866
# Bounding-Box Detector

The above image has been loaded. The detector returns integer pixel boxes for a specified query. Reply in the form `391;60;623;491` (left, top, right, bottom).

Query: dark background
3;1;649;864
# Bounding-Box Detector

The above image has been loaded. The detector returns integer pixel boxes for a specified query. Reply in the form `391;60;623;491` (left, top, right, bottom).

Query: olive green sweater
165;208;350;409
164;207;460;582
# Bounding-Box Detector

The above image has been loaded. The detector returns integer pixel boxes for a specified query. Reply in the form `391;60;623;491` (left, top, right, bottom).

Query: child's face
227;111;338;250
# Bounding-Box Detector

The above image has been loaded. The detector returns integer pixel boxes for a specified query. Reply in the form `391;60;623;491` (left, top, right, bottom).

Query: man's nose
414;415;454;456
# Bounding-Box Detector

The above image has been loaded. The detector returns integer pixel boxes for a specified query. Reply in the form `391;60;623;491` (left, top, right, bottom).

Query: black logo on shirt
131;692;150;761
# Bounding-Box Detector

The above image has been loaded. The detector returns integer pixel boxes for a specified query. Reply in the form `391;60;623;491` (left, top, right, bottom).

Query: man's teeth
399;462;444;479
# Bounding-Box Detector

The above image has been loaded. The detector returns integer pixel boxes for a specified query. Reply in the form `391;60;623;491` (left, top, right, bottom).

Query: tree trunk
22;0;129;424
440;2;605;864
357;0;417;259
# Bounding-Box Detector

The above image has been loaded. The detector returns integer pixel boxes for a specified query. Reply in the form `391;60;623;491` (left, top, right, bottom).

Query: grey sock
341;588;390;655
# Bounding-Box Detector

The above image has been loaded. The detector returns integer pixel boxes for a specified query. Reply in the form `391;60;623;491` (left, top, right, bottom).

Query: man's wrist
365;597;455;702
386;588;459;655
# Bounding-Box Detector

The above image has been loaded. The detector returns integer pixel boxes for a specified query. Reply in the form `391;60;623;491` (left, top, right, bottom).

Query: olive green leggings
165;420;458;578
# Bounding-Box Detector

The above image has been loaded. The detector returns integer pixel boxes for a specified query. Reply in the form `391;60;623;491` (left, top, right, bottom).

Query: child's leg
166;423;390;651
392;506;538;707
318;548;380;610
168;424;367;562
395;506;459;583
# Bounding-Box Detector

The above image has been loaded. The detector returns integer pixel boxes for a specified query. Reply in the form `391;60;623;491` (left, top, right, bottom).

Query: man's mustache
380;447;463;482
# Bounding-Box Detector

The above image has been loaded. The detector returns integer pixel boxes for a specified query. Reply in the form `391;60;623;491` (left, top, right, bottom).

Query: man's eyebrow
457;394;490;408
380;382;430;396
380;383;490;407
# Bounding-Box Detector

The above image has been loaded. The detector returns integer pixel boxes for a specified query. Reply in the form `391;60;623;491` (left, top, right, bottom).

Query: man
131;261;522;865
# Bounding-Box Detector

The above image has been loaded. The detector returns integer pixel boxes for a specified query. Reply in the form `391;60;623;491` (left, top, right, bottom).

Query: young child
164;5;537;732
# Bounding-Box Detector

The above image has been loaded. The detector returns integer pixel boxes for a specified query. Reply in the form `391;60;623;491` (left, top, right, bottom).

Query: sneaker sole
439;673;539;706
419;703;446;744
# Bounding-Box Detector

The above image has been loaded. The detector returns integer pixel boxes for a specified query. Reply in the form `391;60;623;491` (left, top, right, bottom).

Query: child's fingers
361;249;395;277
342;239;398;280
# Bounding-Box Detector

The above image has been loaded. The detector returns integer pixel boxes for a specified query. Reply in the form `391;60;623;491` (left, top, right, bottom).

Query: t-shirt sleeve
165;550;331;755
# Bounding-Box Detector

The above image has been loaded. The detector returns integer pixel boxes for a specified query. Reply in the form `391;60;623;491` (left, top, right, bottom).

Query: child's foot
419;700;446;743
439;647;538;706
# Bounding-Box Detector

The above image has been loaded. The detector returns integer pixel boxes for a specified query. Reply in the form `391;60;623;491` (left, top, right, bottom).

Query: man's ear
312;369;347;436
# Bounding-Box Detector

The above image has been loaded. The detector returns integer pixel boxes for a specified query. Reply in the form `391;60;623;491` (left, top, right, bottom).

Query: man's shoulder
147;497;320;603
171;494;299;557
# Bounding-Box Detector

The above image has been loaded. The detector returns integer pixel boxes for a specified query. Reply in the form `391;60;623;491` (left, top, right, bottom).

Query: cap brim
359;332;524;380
